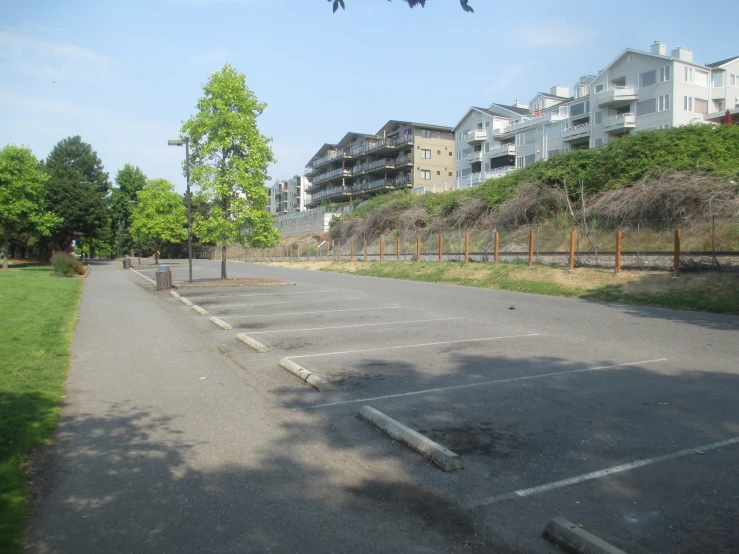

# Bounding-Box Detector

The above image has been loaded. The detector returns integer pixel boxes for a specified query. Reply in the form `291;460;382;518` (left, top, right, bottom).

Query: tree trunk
154;250;159;264
90;237;96;260
2;238;8;270
221;240;227;280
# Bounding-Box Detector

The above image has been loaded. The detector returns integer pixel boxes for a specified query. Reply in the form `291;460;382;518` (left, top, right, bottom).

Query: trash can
122;255;131;269
156;264;172;290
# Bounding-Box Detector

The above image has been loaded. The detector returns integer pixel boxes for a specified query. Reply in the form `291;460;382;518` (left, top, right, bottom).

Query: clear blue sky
1;0;733;193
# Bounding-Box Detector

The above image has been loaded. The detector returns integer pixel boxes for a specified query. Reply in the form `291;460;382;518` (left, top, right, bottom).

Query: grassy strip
269;261;739;316
0;267;83;553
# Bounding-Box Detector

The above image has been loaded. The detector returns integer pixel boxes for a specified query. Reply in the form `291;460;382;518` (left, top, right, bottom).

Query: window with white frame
594;111;603;125
484;121;491;128
515;134;524;146
694;70;709;87
524;154;535;166
547;124;562;139
636;98;657;116
420;169;431;180
456;150;462;161
694;98;708;115
594;84;604;93
714;100;724;112
455;131;461;142
595;138;603;147
684;96;693;111
639;69;657;88
559;105;569;116
684;67;693;82
659;65;671;82
516;156;523;168
658;94;671;111
484;142;490;153
524;131;536;145
732;74;738;86
461;168;471;177
420;129;432;138
712;72;724;88
570;100;589;117
421;149;431;159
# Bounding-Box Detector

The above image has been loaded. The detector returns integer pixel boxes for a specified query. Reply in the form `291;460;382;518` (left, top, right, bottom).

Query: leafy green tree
110;164;147;255
44;136;111;256
130;178;187;264
330;0;473;12
182;64;278;279
0;145;58;269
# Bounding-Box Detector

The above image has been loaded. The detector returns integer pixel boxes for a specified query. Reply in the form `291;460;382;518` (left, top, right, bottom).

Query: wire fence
214;218;739;272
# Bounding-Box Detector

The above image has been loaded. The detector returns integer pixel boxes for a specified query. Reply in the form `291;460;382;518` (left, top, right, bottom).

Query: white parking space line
287;334;539;360
209;297;361;309
247;317;458;335
307;358;668;409
467;435;739;508
220;306;401;319
184;290;329;300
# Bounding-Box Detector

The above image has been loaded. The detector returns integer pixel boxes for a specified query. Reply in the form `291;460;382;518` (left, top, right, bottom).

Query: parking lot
134;259;739;553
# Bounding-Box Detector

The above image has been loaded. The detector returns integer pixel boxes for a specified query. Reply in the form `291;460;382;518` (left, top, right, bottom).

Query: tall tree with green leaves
110;164;147;255
182;63;278;279
44;136;111;255
0;145;58;269
130;178;187;264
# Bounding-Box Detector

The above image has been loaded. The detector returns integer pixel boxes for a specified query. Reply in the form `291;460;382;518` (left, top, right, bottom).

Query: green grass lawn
0;267;83;553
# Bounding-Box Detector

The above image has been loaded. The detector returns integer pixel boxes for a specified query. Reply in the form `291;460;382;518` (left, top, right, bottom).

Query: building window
639;69;657;88
658;94;670;111
714;100;724;112
484;163;489;172
437;150;441;155
456;150;461;161
485;121;491;128
437;171;441;175
694;98;709;115
420;169;431;180
594;138;603;147
684;96;693;111
547;124;562;139
636;98;657;116
659;65;671;82
516;156;524;168
448;172;452;176
524;131;536;145
684;67;693;83
594;83;604;93
455;170;460;178
484;142;490;153
594;111;603;125
421;149;431;159
570;100;589;117
420;129;432;138
695;70;709;87
731;74;738;86
712;72;724;88
547;149;561;158
524;154;536;166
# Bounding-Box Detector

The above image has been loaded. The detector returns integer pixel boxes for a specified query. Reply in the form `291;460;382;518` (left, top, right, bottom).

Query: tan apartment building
305;120;454;207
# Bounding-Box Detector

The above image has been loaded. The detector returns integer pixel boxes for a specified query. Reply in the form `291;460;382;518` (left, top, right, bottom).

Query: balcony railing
310;167;352;185
597;86;638;106
496;112;568;136
310;135;416;171
604;113;636;132
562;122;592;141
464;151;483;162
465;129;487;143
308;185;349;203
488;144;516;158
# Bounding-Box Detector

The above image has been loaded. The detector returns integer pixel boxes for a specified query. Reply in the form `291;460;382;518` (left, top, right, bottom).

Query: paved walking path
25;263;455;553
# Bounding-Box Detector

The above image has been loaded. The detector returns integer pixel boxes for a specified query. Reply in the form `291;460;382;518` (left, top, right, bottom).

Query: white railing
604;113;636;130
488;144;515;157
497;112;567;135
563;122;592;137
412;167;515;195
465;129;487;142
465;151;483;161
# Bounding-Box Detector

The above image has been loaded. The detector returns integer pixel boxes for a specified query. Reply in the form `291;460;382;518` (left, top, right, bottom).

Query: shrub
52;253;85;277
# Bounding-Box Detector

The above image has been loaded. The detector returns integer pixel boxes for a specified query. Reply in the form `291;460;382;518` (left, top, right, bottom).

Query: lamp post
168;138;192;283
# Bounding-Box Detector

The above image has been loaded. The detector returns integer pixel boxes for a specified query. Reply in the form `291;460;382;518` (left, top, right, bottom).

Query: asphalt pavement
26;259;739;553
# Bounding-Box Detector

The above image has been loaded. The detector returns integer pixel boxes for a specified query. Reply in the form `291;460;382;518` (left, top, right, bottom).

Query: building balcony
604;113;636;134
465;129;487;144
464;151;483;162
350;176;412;196
562;123;592;142
305;185;350;207
495;112;568;138
488;144;516;158
310;167;352;185
597;86;638;107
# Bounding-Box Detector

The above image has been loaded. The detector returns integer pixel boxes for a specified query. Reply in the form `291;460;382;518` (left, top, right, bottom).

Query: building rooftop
706;55;739;68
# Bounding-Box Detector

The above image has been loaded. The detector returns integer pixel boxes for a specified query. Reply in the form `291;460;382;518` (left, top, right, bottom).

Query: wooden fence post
464;232;469;263
326;241;330;261
674;229;681;277
350;240;354;262
380;236;384;261
494;231;499;264
569;230;576;271
416;236;420;262
528;229;534;267
438;233;443;263
364;239;367;262
297;244;301;261
615;230;622;275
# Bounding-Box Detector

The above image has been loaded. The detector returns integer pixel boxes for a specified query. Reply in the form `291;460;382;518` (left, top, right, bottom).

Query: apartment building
453;42;739;186
305;120;454;207
266;175;310;216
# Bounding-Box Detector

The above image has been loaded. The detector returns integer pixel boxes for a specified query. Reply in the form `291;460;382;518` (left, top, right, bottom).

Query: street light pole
169;138;193;283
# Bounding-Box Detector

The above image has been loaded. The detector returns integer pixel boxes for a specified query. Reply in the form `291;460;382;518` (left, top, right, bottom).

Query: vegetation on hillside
329;125;739;241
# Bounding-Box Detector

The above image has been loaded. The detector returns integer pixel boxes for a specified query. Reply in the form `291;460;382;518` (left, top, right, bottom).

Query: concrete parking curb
358;406;464;472
278;358;334;391
543;518;627;554
236;333;269;353
174;281;297;289
170;290;181;299
130;268;156;285
210;316;232;330
179;296;193;306
192;305;208;316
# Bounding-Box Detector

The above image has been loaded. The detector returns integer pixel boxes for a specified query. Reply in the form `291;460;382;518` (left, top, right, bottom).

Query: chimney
671;46;693;63
514;99;529;109
651;41;667;56
550;85;569;98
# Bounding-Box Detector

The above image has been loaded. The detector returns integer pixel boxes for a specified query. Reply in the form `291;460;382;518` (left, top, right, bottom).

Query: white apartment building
452;42;739;188
267;175;311;216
